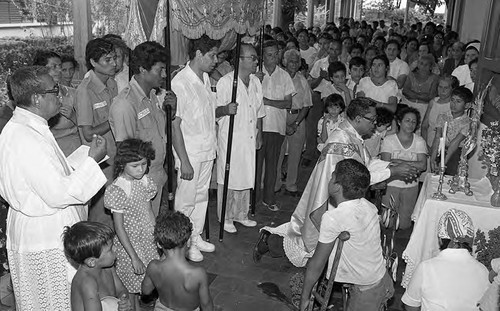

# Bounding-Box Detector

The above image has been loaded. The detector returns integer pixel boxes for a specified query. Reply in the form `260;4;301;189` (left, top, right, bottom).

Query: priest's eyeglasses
362;115;377;124
37;84;60;96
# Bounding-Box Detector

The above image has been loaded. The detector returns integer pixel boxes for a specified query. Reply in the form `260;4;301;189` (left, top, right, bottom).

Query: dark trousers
256;132;285;205
303;91;323;161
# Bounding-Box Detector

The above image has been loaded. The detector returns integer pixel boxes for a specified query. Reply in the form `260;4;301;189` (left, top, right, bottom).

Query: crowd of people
0;14;498;311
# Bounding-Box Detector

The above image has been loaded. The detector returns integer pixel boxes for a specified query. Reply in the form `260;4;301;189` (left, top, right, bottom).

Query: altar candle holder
448;153;473;196
432;167;448;200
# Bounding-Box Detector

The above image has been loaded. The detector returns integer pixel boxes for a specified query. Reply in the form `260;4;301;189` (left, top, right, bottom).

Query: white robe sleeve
367;158;391;185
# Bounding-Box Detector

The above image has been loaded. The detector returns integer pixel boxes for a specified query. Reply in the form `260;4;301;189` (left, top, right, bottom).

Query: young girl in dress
381;106;427;230
104;139;159;310
317;94;345;152
420;75;459;148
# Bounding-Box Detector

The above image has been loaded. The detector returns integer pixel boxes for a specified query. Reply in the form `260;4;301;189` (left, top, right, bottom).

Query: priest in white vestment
0;67;108;311
254;97;420;266
215;44;266;233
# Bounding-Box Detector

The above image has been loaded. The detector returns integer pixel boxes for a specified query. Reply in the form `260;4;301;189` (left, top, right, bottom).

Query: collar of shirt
13;107;48;130
341;119;363;141
87;70;115;95
185;62;211;88
336;198;369;211
129;76;158;104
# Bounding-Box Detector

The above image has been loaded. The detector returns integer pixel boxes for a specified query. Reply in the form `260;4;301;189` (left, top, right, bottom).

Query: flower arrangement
474;226;500;271
480;121;500;179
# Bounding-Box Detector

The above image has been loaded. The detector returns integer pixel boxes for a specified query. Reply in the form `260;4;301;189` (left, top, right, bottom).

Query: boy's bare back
144;256;212;311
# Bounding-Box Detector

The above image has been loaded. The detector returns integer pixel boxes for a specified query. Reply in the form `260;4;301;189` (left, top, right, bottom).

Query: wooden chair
307;231;350;311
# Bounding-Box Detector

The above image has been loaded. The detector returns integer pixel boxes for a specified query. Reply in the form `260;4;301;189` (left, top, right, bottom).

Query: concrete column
328;0;336;23
350;0;355;18
272;0;283;27
307;0;314;27
72;0;92;78
334;0;342;22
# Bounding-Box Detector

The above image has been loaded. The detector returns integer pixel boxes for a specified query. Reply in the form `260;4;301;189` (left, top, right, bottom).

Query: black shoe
253;230;271;263
284;189;302;197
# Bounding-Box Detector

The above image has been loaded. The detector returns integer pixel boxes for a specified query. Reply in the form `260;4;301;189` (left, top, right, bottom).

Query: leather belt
288;109;301;114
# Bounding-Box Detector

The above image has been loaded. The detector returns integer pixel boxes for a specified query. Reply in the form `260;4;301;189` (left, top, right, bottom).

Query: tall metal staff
163;0;175;213
219;33;243;241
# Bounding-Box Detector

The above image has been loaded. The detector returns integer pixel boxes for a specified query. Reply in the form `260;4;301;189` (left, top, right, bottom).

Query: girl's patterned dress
104;175;159;293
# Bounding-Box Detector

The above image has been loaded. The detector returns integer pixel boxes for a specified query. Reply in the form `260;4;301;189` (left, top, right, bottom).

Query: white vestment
0;108;107;311
216;72;266;189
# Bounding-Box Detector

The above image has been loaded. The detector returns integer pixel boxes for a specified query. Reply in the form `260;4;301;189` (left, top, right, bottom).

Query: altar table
401;173;500;288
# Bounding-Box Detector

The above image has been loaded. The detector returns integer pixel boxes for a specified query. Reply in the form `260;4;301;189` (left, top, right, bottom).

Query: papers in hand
67;145;109;169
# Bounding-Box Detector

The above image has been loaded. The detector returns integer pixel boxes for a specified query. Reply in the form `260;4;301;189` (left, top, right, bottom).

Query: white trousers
174;159;213;236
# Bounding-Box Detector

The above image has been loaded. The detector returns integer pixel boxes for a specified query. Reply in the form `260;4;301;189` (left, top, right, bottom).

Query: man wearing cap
402;208;490;311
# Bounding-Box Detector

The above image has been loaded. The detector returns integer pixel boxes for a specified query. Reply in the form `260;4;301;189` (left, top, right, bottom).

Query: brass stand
432;168;448;200
449;154;473;196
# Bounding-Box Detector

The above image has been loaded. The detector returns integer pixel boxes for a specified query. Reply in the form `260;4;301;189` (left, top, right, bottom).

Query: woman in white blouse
356;55;399;112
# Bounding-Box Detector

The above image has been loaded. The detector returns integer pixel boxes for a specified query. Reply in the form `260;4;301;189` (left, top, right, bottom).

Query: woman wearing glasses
33;50;81;156
356;55;399;113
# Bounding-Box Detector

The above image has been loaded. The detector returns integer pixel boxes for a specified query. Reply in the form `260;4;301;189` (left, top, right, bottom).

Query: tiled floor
0;159;412;311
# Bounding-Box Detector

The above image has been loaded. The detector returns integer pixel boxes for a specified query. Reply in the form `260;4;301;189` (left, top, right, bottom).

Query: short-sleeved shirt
436;112;471;147
388;58;410;83
75;70;118;161
291;72;313;110
109;77;167;178
262;65;296;135
318;198;386;285
401;248;489;311
381;133;427;188
309;56;331;79
171;64;217;163
356;77;398;104
300;46;318;68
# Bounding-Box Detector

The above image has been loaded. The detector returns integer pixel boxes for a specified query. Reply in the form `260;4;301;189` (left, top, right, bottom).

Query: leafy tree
411;0;447;16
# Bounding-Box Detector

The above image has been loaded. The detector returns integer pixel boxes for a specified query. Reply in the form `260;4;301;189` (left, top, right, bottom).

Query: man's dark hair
296;29;308;37
103;36;130;56
188;34;219;60
327;61;346;77
130;41;169;75
452;86;474;104
154;211;193;250
346;97;375;120
385;39;401;51
114;139;156;179
61;55;78;69
335;159;371;200
85;38;114;70
350;43;364;54
32;50;61;66
376;107;394;127
62;221;115;265
374;36;386;45
101;33;123;40
9;66;50;108
318;33;334;42
349;56;366;69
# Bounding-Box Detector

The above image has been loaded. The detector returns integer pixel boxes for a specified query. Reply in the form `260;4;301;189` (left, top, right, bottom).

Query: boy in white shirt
300;159;394;311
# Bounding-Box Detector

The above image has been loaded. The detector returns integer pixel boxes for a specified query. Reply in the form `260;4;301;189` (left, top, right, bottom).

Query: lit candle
441;122;448;169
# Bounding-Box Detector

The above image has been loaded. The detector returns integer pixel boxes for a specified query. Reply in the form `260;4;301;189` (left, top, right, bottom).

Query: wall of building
459;0;489;43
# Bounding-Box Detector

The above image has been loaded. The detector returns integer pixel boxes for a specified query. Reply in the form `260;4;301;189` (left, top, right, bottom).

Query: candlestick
432;167;448;200
440;122;448;169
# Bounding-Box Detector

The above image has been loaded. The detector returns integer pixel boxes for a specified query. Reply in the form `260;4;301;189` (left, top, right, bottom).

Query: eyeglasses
240;55;260;62
37;83;60;96
362;115;377;123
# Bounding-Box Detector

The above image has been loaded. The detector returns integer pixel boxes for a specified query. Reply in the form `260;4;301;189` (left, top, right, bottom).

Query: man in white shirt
256;40;296;212
402;208;490;311
215;44;265;233
385;40;410;89
0;66;108;310
296;29;317;69
299;159;394;311
171;35;219;262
